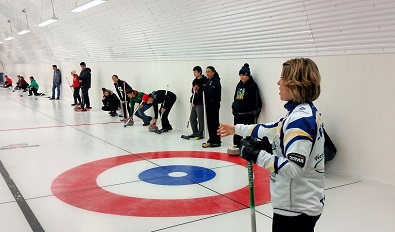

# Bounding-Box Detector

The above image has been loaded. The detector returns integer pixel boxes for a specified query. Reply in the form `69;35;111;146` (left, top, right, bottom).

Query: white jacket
235;101;325;216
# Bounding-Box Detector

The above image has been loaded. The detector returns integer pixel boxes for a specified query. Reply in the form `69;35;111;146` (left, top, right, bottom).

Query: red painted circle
51;151;270;217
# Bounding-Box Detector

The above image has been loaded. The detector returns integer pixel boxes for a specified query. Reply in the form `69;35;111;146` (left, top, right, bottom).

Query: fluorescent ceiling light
38;16;59;27
72;0;107;13
5;37;14;41
0;42;3;44
17;29;31;35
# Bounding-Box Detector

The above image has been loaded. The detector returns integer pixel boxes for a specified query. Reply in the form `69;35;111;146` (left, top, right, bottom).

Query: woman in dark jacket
202;66;222;148
231;63;262;148
112;75;133;121
102;88;121;117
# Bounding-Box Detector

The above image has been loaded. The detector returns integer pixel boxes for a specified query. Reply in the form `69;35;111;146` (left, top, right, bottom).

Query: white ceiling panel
0;0;395;64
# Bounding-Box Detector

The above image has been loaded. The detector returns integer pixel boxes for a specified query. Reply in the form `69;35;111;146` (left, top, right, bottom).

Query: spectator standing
77;62;91;111
50;65;62;100
70;70;81;106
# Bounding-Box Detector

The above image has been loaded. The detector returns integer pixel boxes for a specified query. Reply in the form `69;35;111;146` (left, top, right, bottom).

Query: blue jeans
135;103;152;123
52;82;61;98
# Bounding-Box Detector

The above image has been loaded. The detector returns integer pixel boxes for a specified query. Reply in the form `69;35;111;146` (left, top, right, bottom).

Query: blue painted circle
138;165;216;186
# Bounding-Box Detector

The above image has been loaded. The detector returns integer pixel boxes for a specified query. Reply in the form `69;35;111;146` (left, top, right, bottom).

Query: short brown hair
282;58;321;103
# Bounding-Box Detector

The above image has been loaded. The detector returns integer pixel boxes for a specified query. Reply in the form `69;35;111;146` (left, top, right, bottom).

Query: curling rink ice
1;88;395;232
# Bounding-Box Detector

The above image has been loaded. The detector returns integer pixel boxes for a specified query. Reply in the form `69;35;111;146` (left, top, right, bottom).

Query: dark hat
239;63;250;76
149;91;157;100
126;88;136;95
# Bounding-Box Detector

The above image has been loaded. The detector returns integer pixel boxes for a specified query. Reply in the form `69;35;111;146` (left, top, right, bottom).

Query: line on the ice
0;121;123;131
325;181;361;190
0;160;45;232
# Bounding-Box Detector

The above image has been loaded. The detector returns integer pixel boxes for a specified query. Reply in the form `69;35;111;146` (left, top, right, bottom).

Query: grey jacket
53;69;62;84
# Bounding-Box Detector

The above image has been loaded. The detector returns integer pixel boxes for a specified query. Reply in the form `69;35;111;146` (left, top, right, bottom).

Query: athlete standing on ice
77;62;92;111
187;66;207;140
218;58;325;232
230;63;262;149
202;66;222;148
112;75;133;121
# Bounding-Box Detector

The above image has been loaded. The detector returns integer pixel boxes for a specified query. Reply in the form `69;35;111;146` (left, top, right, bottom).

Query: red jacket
72;74;80;88
5;77;12;85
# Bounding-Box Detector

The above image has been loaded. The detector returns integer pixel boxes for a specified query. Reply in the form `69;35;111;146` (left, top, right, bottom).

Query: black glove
240;137;273;163
240;138;261;163
243;136;272;154
254;137;272;154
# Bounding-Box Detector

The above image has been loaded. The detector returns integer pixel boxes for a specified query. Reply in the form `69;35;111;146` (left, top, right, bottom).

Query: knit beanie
239;63;250;76
126;88;135;95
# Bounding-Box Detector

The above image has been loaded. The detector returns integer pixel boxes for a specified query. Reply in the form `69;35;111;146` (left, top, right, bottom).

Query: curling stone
148;125;158;132
227;146;240;156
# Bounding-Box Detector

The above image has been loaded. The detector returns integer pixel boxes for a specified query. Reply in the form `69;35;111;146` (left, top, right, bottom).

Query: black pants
20;83;28;91
233;112;256;147
159;96;177;130
272;213;321;232
73;87;81;104
29;87;40;96
102;104;117;114
121;100;131;119
206;101;221;144
81;87;90;108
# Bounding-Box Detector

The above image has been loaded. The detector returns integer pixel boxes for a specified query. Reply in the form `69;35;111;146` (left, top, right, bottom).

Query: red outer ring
51;151;270;217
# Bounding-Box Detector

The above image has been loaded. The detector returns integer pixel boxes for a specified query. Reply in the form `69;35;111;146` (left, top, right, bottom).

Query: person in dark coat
202;66;222;148
101;88;121;117
77;62;91;111
112;75;133;121
144;90;177;134
231;63;262;148
187;66;207;139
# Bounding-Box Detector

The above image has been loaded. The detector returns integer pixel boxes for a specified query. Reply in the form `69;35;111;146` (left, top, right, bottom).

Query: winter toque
239;63;250;76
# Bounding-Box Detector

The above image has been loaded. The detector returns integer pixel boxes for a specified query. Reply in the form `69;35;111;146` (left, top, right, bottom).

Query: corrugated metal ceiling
0;0;395;64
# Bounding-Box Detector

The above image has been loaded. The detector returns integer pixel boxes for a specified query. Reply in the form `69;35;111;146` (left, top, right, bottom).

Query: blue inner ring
138;165;216;186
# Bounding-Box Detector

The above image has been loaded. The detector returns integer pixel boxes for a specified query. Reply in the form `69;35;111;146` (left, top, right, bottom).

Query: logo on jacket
236;88;245;100
287;153;306;168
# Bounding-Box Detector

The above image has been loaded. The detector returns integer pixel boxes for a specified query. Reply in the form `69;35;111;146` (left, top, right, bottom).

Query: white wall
4;54;395;186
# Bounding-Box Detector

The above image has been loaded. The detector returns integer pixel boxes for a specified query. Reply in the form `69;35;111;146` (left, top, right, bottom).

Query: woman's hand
217;123;235;137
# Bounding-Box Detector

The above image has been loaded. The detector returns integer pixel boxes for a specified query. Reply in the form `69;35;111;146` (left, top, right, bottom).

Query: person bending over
127;89;152;126
145;90;177;134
